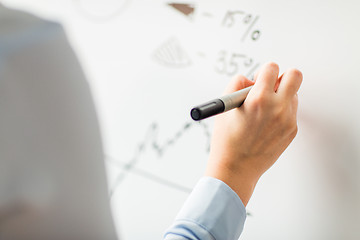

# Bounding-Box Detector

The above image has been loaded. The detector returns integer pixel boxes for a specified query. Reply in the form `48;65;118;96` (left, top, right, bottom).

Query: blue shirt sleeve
164;177;247;240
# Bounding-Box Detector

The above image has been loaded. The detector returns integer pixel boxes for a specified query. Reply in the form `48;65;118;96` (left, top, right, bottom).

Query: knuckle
265;62;279;71
250;93;270;108
287;68;303;80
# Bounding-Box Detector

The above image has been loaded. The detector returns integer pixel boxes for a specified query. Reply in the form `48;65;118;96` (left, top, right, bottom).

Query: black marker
190;86;253;121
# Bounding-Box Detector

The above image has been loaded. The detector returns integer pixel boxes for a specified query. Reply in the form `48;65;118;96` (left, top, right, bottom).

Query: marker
190;86;253;121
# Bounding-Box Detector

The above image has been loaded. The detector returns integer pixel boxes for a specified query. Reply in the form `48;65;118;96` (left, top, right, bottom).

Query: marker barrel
190;86;253;121
220;86;252;111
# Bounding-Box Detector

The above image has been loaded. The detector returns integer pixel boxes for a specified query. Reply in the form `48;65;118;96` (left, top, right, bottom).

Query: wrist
205;161;260;206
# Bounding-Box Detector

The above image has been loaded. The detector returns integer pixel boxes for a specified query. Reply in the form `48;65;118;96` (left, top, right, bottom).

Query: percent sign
222;11;261;42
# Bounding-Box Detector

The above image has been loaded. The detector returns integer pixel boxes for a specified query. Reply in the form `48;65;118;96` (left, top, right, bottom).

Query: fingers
277;68;303;99
274;73;283;92
252;62;279;94
223;74;254;95
224;64;302;102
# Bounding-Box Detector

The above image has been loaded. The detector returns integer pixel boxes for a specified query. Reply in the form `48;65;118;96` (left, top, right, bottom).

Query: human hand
205;62;303;206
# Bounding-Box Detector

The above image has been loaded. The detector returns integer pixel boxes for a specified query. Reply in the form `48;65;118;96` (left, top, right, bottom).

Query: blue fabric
164;177;247;240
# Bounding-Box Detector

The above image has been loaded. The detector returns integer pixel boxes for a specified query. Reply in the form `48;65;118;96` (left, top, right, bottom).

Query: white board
3;0;360;239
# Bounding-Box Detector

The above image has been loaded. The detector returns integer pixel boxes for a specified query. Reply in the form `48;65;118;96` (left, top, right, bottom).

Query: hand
205;62;303;206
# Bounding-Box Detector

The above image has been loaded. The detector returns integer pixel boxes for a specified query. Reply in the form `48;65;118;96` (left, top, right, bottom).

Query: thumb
223;75;254;95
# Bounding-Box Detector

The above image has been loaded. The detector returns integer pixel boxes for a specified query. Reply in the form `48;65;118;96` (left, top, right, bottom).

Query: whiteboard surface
3;0;360;239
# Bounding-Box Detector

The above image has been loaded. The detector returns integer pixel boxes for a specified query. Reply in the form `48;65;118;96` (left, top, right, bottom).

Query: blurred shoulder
0;4;64;52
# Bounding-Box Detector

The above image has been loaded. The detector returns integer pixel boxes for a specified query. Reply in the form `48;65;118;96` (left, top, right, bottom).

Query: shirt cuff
164;176;247;240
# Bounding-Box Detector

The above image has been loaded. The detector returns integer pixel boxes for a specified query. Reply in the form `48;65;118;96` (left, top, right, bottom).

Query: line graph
106;155;194;194
107;121;211;197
